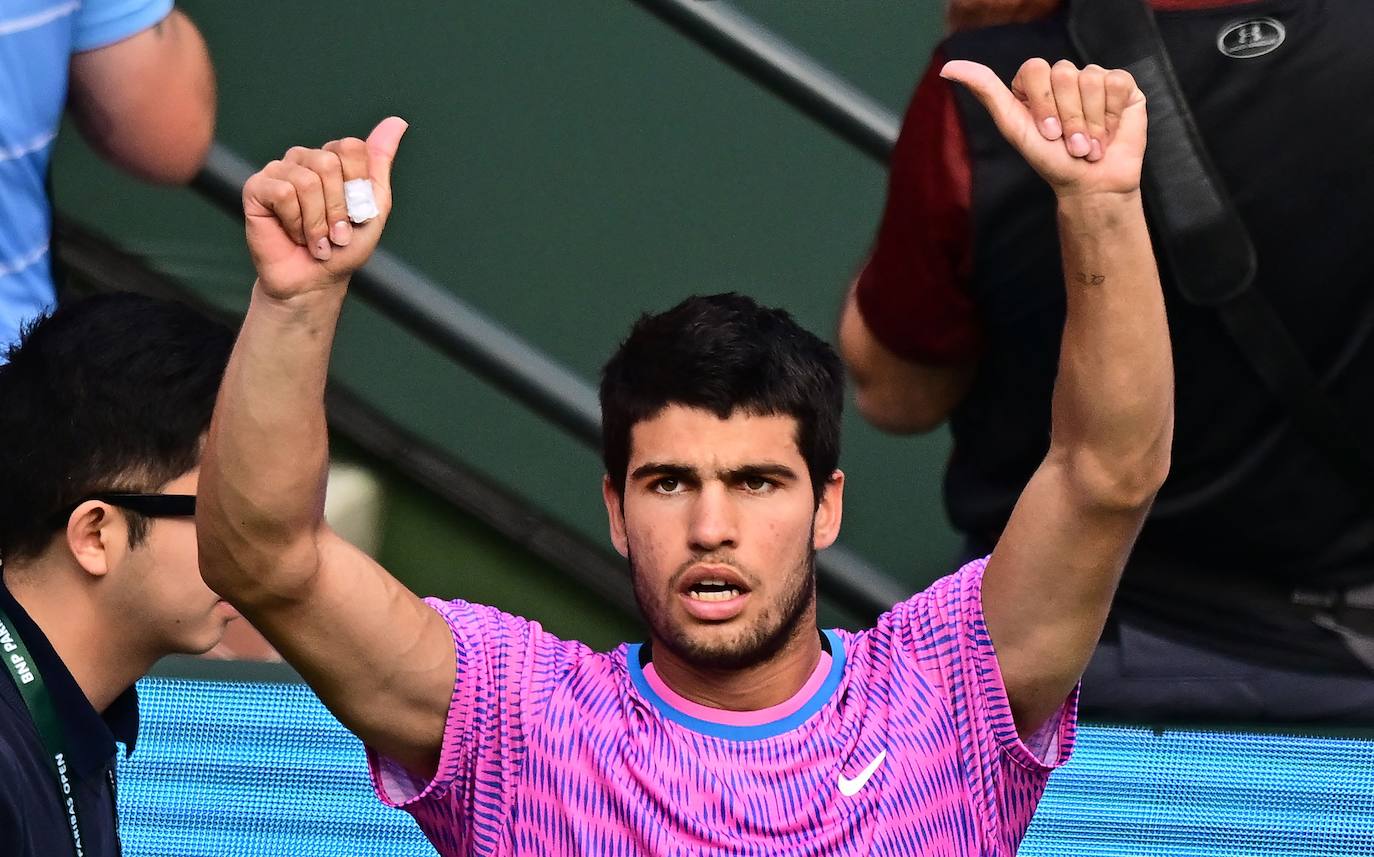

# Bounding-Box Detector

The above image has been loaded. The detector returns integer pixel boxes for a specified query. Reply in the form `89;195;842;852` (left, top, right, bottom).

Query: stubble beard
629;544;818;672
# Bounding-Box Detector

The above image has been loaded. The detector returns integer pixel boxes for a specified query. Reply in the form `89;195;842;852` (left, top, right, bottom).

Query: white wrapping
344;178;380;224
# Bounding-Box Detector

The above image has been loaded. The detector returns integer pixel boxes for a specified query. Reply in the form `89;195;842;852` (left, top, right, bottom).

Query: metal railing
628;0;899;163
189;0;915;619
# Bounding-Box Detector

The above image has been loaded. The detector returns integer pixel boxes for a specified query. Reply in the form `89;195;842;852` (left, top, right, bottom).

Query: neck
649;617;823;712
5;566;154;713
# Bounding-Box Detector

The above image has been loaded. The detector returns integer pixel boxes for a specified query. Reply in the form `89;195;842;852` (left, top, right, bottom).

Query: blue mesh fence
1022;725;1374;856
119;677;434;856
118;676;1374;855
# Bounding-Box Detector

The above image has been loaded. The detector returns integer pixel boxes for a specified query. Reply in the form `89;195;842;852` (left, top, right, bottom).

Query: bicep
67;8;214;183
981;455;1145;736
240;528;455;777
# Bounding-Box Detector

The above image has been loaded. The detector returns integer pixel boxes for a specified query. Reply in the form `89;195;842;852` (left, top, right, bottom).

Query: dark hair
600;293;843;502
0;293;234;563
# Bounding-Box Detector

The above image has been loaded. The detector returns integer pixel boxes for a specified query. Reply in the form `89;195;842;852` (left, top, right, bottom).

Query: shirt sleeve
365;598;588;819
889;558;1078;770
854;46;982;366
72;0;172;53
882;559;1078;849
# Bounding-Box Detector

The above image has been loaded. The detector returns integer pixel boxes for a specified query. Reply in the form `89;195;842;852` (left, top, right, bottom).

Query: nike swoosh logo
837;749;887;796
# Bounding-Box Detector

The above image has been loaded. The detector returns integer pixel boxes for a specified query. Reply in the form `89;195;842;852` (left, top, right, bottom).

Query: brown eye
654;478;680;494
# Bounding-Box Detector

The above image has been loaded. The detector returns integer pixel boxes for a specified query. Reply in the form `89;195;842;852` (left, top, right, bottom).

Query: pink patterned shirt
368;559;1076;855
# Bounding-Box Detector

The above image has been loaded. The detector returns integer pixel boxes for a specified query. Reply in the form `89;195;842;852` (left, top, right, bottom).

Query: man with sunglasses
0;292;238;856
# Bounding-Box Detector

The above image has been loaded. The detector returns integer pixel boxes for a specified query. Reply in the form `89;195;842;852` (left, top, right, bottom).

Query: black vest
942;0;1374;668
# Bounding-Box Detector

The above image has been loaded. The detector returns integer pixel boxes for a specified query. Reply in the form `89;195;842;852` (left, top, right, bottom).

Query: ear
811;469;845;551
64;501;125;579
602;475;629;558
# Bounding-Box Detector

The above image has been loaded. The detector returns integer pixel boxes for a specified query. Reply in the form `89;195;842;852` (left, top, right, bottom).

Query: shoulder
876;560;989;636
425;597;590;648
550;644;632;710
424;597;600;683
850;561;991;678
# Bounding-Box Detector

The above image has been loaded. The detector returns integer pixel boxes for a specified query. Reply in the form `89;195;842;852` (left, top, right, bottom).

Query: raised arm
197;119;455;776
941;60;1172;736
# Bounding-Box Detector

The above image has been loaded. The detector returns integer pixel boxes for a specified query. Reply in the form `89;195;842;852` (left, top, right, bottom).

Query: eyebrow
629;462;800;482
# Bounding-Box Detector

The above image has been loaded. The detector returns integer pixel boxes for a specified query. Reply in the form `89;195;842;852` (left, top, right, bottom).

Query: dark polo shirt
0;580;137;856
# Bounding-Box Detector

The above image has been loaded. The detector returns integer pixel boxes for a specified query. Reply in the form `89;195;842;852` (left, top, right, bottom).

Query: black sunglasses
49;493;197;529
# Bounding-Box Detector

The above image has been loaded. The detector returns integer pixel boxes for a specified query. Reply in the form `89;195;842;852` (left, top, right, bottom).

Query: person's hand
242;117;408;301
946;0;1061;32
941;59;1145;198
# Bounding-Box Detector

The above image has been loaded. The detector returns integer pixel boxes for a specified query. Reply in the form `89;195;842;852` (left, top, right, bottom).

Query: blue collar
627;629;846;741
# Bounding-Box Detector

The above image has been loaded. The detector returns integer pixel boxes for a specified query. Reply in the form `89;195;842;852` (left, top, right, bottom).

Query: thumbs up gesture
941;59;1146;199
242;117;408;299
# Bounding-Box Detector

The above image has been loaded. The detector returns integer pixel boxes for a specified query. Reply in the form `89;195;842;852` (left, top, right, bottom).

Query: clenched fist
941;59;1146;198
242;117;408;300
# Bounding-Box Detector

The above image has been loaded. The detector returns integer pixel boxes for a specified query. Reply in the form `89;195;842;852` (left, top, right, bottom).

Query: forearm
982;193;1170;731
199;284;345;600
1049;192;1173;507
200;283;455;768
68;9;215;184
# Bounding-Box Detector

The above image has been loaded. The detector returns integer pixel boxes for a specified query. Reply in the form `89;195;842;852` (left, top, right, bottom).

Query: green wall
53;1;962;636
351;442;646;650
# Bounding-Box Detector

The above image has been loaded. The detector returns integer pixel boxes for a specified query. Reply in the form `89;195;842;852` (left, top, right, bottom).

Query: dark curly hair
600;293;843;504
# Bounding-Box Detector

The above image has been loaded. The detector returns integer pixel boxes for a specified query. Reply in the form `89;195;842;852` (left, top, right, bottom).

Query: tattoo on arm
1074;272;1106;287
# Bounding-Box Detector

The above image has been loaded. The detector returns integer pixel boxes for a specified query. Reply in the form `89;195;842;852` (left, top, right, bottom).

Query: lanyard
0;603;87;857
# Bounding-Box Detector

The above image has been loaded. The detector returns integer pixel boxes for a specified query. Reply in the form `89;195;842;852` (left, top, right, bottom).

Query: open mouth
677;565;753;620
686;579;745;602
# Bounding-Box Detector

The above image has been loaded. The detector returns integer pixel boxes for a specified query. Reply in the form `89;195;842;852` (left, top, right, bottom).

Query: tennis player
198;58;1170;854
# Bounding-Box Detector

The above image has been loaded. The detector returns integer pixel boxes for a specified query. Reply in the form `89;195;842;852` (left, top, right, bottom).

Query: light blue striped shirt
0;0;172;352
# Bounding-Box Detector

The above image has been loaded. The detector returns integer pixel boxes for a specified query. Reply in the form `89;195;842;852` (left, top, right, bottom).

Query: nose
688;481;738;552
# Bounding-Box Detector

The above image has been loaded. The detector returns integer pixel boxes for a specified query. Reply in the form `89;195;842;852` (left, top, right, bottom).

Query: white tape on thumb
344;179;380;224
